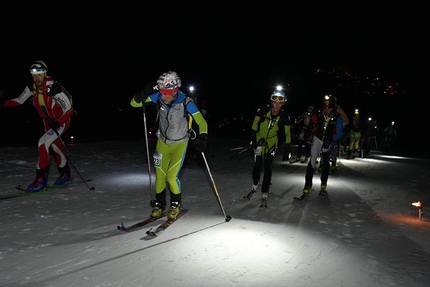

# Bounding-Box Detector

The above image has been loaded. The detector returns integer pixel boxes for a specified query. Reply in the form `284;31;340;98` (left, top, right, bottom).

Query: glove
133;81;156;103
282;144;291;161
133;90;146;103
194;133;207;153
48;118;61;130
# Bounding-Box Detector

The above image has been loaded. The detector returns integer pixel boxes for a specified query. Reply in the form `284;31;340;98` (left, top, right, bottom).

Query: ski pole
53;129;95;190
141;99;155;207
237;145;252;155
230;145;249;151
200;152;232;222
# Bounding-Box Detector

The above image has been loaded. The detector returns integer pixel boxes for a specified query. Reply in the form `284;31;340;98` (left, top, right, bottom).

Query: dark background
0;10;428;154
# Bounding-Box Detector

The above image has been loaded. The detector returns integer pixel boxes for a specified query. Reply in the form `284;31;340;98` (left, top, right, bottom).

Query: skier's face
271;101;284;114
161;91;178;105
323;105;333;116
32;74;46;88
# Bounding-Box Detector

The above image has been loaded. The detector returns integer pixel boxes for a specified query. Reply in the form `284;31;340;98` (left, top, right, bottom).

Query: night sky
0;12;428;148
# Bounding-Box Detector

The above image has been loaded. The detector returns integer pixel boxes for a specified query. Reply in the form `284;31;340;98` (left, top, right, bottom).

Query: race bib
153;151;162;168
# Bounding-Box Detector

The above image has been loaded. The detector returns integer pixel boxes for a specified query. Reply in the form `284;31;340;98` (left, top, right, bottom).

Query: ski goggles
159;87;179;96
271;95;285;103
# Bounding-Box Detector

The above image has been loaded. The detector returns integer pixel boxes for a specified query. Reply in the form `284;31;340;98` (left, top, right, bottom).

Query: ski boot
244;184;258;200
260;193;268;209
26;177;47;193
54;173;71;186
150;202;166;219
319;182;327;196
294;186;311;201
168;201;181;220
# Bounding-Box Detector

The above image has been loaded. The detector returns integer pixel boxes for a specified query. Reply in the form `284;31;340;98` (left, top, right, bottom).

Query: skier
346;108;362;159
130;71;208;220
244;87;292;209
298;94;343;199
291;105;315;163
2;60;75;192
381;121;397;154
361;117;378;157
319;105;349;171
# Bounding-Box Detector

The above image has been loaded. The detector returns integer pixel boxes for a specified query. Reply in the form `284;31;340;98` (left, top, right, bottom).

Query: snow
1;137;430;287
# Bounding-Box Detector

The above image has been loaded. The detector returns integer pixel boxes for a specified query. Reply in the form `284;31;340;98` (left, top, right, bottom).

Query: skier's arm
186;101;208;135
2;86;33;107
52;85;74;126
333;116;343;141
130;82;158;108
284;124;292;144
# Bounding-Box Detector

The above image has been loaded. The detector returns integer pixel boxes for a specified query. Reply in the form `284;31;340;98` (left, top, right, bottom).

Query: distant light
189;86;195;93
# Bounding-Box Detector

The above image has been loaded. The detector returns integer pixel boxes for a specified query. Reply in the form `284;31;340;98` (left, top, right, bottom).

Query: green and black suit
251;104;291;194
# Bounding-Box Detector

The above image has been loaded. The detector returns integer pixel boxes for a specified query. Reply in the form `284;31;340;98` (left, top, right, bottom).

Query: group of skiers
2;62;208;222
244;89;399;207
1;60;399;217
243;90;343;206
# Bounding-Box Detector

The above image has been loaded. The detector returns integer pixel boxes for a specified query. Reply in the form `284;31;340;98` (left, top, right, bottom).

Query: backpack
61;85;77;116
152;96;193;137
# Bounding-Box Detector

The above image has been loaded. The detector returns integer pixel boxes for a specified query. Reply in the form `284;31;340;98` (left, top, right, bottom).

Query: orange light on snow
411;201;422;221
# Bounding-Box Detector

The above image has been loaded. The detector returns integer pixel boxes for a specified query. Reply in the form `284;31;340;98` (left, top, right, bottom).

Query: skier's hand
48;118;61;130
282;144;291;161
133;81;156;103
254;146;262;156
194;133;207;153
322;140;331;149
257;138;266;146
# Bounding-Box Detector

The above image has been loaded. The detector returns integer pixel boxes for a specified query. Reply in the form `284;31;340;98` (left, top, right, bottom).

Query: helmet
322;94;337;109
270;90;285;103
157;71;181;95
29;60;48;75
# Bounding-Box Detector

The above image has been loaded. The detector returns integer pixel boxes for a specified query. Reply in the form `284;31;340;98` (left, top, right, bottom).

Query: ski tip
293;195;307;201
117;222;128;232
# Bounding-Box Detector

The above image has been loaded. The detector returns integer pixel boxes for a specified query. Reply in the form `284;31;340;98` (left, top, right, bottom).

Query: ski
260;202;268;210
293;193;308;201
145;209;188;238
0;179;92;201
117;213;168;232
0;186;56;200
318;189;328;196
243;190;256;200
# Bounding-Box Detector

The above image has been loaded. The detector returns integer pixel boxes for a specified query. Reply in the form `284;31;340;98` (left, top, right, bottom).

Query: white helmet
29;60;48;75
156;71;181;95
